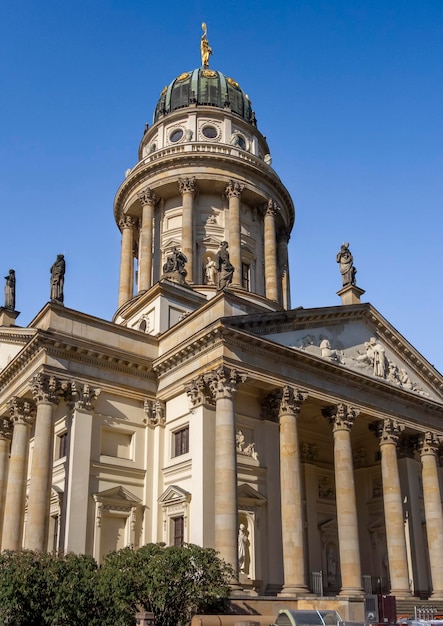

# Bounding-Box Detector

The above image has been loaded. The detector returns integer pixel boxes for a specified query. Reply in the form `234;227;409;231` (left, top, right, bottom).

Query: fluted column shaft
324;403;363;596
226;181;244;288
375;418;411;596
209;366;246;582
279;386;308;595
118;216;135;307
138;188;157;292
2;399;35;551
179;178;197;283
419;432;443;599
264;200;279;301
25;375;61;551
0;418;12;545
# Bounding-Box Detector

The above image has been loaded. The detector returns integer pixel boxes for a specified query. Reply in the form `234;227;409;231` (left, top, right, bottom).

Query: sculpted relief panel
266;323;433;398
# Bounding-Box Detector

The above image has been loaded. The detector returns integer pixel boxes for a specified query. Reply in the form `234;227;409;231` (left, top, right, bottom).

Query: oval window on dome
170;129;184;143
202;125;218;139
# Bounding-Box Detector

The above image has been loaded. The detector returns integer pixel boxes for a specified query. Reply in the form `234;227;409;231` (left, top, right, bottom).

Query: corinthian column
0;417;13;544
419;432;443;599
25;374;63;551
371;418;411;596
225;181;244;287
208;366;246;581
179;177;197;283
278;386;309;595
264;200;279;302
138;187;157;292
323;403;363;596
2;398;35;551
118;215;135;307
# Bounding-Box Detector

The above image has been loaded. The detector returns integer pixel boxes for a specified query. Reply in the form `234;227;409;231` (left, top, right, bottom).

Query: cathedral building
0;29;442;619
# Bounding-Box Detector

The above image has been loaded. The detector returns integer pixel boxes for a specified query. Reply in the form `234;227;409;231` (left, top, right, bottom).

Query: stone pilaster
277;386;309;596
25;374;64;551
207;366;247;582
179;177;197;283
225;181;244;288
419;432;443;599
323;403;363;597
64;382;100;554
1;398;35;551
137;187;157;292
264;199;279;302
0;416;13;544
118;215;135;307
371;418;411;597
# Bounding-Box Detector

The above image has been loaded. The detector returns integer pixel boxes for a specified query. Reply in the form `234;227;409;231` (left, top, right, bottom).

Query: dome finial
200;22;212;68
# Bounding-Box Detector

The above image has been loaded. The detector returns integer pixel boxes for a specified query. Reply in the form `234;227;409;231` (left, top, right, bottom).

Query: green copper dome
154;68;256;126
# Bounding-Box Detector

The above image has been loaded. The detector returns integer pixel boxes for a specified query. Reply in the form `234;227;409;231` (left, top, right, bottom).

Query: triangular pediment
93;486;141;505
238;483;267;506
158;485;191;505
225;304;443;402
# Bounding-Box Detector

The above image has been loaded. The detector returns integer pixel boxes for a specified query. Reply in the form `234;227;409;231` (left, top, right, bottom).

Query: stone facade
0;48;443;619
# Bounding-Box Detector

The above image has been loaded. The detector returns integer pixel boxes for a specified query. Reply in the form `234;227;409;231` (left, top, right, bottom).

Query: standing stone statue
215;241;234;290
162;247;187;285
336;242;357;286
238;523;248;574
50;254;65;304
4;269;16;310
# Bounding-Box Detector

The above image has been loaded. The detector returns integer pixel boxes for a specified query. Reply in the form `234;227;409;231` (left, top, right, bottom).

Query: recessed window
57;432;68;459
173;426;189;457
202;125;218;139
170;128;183;143
241;263;250;291
172;516;184;546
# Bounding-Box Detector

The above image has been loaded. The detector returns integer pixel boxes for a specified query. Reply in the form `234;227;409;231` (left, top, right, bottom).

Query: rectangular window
173;426;189;457
241;263;250;290
172;516;184;546
57;432;68;459
52;515;59;552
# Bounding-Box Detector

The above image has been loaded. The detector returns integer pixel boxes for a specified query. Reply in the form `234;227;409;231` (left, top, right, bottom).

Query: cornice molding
113;148;294;227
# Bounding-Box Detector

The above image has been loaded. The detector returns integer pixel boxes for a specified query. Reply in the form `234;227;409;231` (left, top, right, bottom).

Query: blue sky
0;1;442;372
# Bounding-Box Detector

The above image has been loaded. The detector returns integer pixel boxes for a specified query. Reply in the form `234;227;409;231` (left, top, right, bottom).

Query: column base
429;592;443;601
339;587;364;598
390;589;413;599
278;585;311;597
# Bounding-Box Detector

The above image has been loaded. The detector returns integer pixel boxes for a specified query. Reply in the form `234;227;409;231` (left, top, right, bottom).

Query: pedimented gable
158;485;191;505
238;483;267;506
265;319;440;400
93;486;141;506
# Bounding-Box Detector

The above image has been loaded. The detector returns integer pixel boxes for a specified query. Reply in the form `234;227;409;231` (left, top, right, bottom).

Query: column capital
0;416;13;439
225;180;244;199
118;215;136;230
266;198;279;217
370;417;405;446
144;399;166;426
322;402;359;432
8;397;36;425
178;177;198;197
419;431;441;457
137;187;158;206
67;381;101;411
206;365;247;401
185;375;214;408
31;373;65;405
279;385;308;417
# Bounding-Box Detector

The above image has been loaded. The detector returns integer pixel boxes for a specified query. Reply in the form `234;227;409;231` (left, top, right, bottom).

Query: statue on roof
200;22;212;67
4;269;16;310
336;242;357;287
50;254;65;304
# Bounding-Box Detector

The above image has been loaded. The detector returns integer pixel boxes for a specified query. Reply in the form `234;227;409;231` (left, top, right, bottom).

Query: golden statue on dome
200;22;212;67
